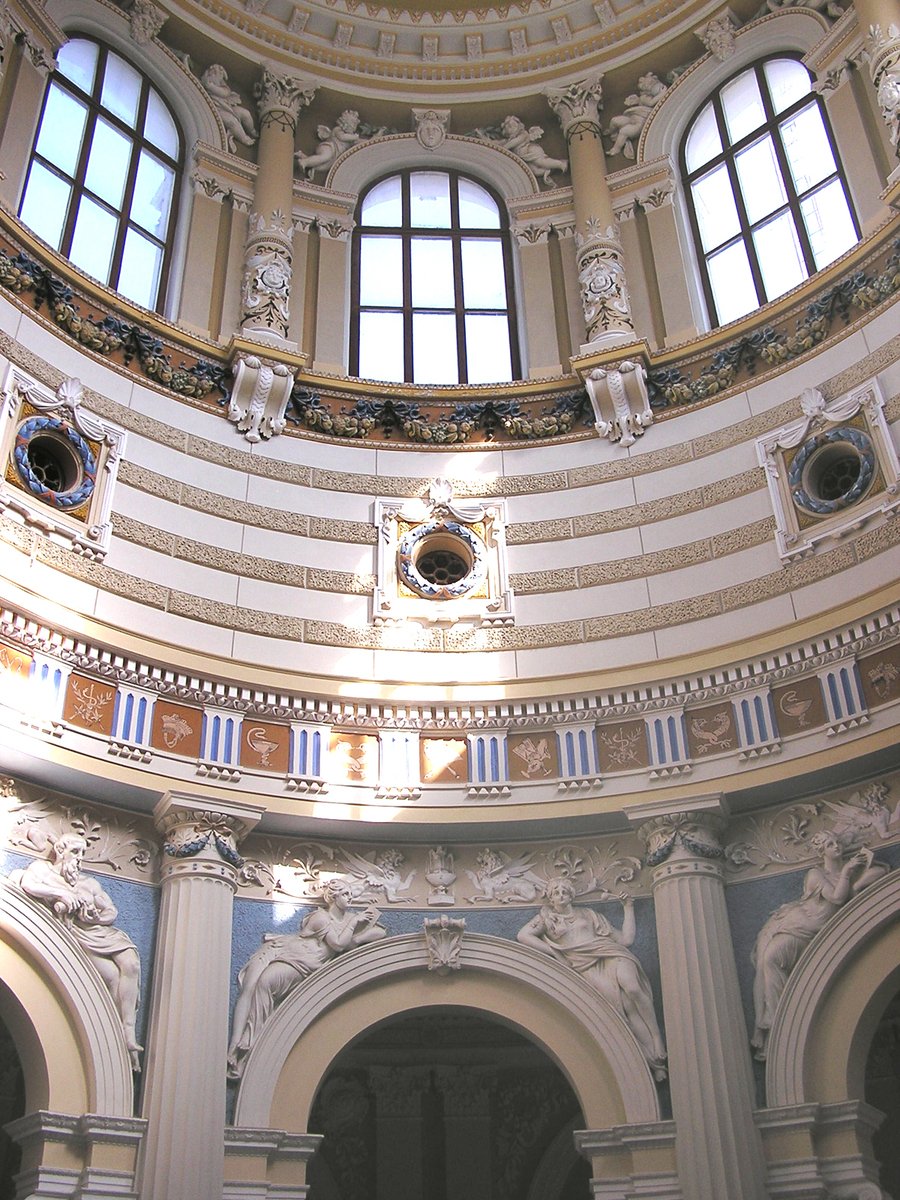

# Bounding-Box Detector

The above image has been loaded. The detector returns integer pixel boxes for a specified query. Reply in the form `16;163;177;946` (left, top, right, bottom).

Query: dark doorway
307;1008;590;1200
867;989;900;1198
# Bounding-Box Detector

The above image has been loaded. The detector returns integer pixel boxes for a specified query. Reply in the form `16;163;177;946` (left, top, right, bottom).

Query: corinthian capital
545;74;604;138
255;66;317;132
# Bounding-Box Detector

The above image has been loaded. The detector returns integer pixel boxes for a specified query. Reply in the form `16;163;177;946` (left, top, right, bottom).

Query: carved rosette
576;229;636;345
241;213;293;342
545;74;604;139
868;23;900;152
254;67;316;133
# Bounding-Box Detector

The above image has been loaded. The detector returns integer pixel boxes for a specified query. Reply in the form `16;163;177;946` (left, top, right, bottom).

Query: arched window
350;169;520;385
681;56;859;327
19;37;182;311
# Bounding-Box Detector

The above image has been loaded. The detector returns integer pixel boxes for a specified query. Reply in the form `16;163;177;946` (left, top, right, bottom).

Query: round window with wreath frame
397;520;488;600
788;426;876;517
13;415;98;513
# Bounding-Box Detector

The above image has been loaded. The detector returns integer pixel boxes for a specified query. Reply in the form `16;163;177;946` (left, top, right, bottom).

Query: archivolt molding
0;884;135;1116
232;931;660;1130
765;870;900;1108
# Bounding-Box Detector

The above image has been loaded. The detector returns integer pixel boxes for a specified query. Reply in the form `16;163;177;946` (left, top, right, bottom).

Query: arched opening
0;1005;25;1200
865;988;900;1198
306;1007;590;1200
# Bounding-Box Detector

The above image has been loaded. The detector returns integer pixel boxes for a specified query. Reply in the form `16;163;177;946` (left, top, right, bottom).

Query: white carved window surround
757;379;900;561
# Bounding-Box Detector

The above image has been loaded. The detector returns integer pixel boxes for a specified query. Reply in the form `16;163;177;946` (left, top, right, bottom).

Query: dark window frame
20;35;184;312
350;168;522;385
679;53;860;328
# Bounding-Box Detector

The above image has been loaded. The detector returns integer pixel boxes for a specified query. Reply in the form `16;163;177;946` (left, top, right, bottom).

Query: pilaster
138;794;265;1200
634;798;770;1200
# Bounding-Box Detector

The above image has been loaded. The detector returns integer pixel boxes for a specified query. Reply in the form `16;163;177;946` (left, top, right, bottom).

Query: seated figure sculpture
11;834;143;1070
751;831;889;1059
227;878;387;1077
517;877;668;1080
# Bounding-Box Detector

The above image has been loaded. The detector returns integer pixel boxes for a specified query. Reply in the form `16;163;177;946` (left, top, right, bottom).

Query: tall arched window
681;56;859;327
350;169;520;385
19;37;182;311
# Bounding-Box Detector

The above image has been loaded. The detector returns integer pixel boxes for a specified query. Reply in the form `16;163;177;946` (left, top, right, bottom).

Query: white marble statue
475;115;568;185
750;831;889;1059
227;878;387;1076
11;834;143;1070
604;73;666;159
200;64;258;151
517;877;668;1080
295;110;386;179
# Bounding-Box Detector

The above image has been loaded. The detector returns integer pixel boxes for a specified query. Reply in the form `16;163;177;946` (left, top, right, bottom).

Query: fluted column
635;802;769;1200
546;75;637;349
240;66;316;346
139;794;264;1200
855;0;900;167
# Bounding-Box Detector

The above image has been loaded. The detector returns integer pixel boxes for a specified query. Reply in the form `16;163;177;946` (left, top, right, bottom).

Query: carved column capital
154;793;264;887
254;66;316;132
631;797;728;874
546;73;604;138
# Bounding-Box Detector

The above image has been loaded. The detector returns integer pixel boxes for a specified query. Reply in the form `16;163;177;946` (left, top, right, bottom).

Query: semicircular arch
766;870;900;1108
329;133;539;202
233;932;660;1131
0;884;134;1117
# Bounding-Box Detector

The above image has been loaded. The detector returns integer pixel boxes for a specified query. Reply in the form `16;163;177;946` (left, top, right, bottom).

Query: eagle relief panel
507;732;558;781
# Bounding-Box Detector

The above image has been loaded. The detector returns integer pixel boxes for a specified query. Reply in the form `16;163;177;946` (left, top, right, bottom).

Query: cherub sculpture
604;73;666;159
295;110;387;179
200;64;257;152
475;115;568;186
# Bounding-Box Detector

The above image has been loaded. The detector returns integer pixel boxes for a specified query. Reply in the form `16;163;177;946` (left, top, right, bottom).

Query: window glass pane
721;69;765;144
685;102;722;172
780;103;836;194
409;172;451;228
707;241;758;324
764;58;811;113
69;195;117;283
361;177;402;226
56;39;98;95
131;151;174;236
735;135;787;223
801;179;857;269
411;238;455;307
413;312;458;383
358;311;404;381
118;228;162;308
465;314;512;383
100;52;141;127
144;89;179;158
84;117;132;209
752;211;806;300
691;165;741;251
461;239;506;308
458;178;500;228
35;84;88;176
359;236;403;306
19;162;71;249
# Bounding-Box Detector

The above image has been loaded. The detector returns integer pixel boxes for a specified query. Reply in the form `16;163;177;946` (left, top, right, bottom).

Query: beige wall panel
505;475;639;522
234;578;370;624
234;525;374;572
245;474;373;522
790;546;900;621
507;527;637;570
371;647;519;683
107;539;241;605
90;591;236;656
646;542;783;606
632;445;760;504
653;594;798;658
511;630;660;678
114;489;246;551
638;490;773;553
514;577;652;624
